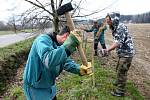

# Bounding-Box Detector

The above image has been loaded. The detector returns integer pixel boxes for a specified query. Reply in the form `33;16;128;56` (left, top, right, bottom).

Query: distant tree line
0;19;52;32
0;11;150;32
120;11;150;23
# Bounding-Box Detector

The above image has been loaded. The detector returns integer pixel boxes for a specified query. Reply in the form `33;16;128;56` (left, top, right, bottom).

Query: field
104;23;150;99
127;24;150;98
1;24;150;99
56;23;150;99
0;31;15;35
0;29;38;35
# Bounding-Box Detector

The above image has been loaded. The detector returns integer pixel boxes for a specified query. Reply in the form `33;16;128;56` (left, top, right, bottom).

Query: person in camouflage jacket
104;12;135;97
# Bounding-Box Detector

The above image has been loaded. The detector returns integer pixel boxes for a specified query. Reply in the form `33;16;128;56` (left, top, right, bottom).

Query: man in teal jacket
83;21;107;56
23;26;92;100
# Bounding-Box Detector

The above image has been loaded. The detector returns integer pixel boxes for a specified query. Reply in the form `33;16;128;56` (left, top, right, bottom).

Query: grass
56;57;144;100
3;85;25;100
0;31;15;35
0;37;35;97
19;29;38;33
56;44;144;100
0;29;38;35
0;38;34;60
1;38;144;100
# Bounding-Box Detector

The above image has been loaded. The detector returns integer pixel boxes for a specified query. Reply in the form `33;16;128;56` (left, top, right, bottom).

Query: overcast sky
0;0;150;22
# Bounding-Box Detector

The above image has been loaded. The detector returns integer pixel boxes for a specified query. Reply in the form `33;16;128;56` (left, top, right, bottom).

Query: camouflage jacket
112;23;135;57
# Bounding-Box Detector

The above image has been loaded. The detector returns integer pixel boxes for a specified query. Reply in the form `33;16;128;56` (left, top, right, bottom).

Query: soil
96;24;150;99
127;24;150;99
1;24;150;99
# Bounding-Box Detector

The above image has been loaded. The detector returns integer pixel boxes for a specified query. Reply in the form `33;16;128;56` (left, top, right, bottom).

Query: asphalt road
0;28;54;48
0;32;37;48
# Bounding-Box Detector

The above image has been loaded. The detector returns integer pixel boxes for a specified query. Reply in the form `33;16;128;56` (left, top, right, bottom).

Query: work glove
63;30;81;56
80;62;93;76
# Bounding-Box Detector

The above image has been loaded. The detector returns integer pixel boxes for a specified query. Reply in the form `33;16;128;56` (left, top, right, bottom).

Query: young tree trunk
13;23;17;33
53;15;59;33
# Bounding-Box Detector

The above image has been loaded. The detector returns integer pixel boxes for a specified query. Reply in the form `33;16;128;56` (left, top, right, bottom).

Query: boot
111;89;124;97
94;50;97;56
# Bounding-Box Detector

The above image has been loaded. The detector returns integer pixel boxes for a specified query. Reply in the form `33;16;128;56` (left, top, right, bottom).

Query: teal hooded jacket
23;34;80;99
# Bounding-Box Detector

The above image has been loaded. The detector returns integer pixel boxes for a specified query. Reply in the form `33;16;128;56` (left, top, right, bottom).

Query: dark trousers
101;44;106;49
94;39;106;50
116;57;133;92
52;96;57;100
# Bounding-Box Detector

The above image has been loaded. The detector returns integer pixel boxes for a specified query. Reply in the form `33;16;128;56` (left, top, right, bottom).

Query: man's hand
80;62;93;76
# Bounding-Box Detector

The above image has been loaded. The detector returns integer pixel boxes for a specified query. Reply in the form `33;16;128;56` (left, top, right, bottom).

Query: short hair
58;26;70;35
106;14;111;20
106;12;120;29
93;21;98;24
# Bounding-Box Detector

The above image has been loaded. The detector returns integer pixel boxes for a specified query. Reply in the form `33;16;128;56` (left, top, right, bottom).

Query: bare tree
20;0;118;34
20;0;92;34
0;21;7;31
7;16;17;33
20;0;65;33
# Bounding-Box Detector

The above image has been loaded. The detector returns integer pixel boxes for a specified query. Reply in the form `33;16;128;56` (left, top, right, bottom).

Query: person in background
82;21;107;56
95;19;107;49
104;12;135;97
23;26;93;100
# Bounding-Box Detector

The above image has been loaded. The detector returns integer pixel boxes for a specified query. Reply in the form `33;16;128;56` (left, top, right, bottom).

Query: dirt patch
125;24;150;99
1;24;150;99
102;24;150;99
0;50;29;97
82;24;150;99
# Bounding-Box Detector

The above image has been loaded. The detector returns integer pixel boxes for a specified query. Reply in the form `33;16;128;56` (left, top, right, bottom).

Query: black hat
58;26;70;35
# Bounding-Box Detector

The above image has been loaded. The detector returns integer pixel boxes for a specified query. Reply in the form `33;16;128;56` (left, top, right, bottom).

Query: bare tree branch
36;0;45;7
58;0;63;7
71;0;83;16
51;0;56;14
25;0;53;16
73;0;119;18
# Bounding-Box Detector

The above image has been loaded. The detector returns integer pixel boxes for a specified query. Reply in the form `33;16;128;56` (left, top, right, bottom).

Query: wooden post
65;12;88;66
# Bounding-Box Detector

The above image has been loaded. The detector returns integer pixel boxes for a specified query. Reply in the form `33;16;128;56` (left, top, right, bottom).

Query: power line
73;0;119;18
